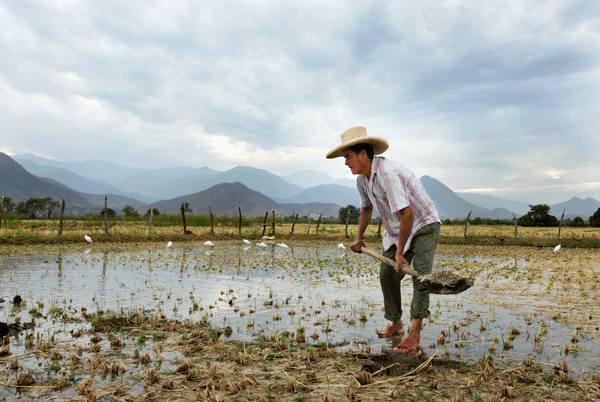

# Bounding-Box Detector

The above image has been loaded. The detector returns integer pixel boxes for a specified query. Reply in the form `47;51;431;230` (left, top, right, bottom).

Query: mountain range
3;152;599;220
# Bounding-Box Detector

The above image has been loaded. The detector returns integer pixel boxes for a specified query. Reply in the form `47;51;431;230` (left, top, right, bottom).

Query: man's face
343;148;370;176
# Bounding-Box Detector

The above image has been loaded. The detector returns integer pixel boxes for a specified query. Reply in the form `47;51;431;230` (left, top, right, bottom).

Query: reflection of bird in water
277;243;289;249
167;241;173;248
554;244;561;252
243;239;251;245
84;235;93;243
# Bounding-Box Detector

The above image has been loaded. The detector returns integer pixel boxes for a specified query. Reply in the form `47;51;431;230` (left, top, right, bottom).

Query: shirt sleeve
357;177;372;208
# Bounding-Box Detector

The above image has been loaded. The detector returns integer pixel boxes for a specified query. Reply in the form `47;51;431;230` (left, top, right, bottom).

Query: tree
183;202;193;213
122;205;140;219
590;208;600;227
339;205;360;224
16;198;48;219
42;197;60;219
517;204;558;227
1;197;15;213
99;208;117;219
144;208;160;217
568;216;585;227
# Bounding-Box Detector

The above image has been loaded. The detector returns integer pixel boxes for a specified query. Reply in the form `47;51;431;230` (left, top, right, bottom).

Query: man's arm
350;204;373;253
395;205;414;272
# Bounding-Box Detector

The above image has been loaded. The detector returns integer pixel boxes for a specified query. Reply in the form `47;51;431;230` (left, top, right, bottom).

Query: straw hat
325;126;389;159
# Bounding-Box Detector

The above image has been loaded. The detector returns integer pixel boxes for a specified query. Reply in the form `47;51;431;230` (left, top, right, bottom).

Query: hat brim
326;137;389;159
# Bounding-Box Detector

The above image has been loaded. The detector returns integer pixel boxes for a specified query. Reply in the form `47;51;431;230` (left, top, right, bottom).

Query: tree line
2;197;600;227
339;203;600;228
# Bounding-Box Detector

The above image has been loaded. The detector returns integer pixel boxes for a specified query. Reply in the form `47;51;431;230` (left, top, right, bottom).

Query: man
326;126;441;354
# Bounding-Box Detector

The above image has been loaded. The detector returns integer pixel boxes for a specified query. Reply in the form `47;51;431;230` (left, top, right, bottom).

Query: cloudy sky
1;0;599;204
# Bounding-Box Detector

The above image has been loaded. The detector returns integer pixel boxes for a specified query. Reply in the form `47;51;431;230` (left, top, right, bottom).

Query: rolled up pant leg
380;245;404;322
404;222;441;319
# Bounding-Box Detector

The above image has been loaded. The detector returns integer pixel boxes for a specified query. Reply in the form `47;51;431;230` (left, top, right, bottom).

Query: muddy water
1;241;599;379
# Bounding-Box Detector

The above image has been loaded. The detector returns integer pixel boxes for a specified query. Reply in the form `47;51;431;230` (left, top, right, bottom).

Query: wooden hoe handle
360;247;421;278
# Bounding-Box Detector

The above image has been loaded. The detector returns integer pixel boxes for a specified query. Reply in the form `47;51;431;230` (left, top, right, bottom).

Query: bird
167;241;173;248
84;235;93;243
257;242;268;248
278;243;289;248
554;244;561;252
243;239;251;245
337;243;346;250
204;241;215;247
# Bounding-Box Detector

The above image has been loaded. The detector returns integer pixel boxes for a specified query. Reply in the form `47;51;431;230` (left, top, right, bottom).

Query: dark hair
347;143;374;160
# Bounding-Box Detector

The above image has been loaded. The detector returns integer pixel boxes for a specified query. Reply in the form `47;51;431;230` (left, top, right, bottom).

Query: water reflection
0;242;598;379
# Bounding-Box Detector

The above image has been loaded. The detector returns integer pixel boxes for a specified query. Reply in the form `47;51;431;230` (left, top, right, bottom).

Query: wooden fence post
306;214;312;235
344;212;350;238
104;196;109;235
207;205;214;235
262;211;268;236
58;199;65;236
291;213;298;234
512;213;518;239
315;211;323;235
0;196;3;232
238;207;242;236
271;210;275;235
377;216;382;237
149;207;153;235
558;207;566;241
181;203;187;234
463;211;471;239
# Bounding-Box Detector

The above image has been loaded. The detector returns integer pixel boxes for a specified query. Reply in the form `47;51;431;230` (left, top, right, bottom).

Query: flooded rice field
0;240;600;400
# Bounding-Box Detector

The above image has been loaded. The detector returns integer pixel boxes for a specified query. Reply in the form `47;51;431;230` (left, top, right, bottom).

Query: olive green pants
380;222;441;321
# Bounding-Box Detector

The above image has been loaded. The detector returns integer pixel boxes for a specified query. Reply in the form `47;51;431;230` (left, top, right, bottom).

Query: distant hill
283;169;356;189
456;192;528;216
116;166;220;199
149;182;340;218
145;166;305;201
279;184;360;207
18;159;157;203
550;197;600;220
80;193;150;212
420;175;513;220
0;153;93;208
13;154;146;186
149;182;280;217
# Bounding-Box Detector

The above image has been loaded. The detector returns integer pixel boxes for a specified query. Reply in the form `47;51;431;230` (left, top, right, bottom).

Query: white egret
337;243;345;249
278;243;289;249
257;242;268;248
243;239;251;245
243;246;251;251
84;235;93;243
554;244;561;252
167;241;173;248
204;241;215;247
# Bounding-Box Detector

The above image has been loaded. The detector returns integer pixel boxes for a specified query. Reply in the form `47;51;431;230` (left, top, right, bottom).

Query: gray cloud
1;0;599;204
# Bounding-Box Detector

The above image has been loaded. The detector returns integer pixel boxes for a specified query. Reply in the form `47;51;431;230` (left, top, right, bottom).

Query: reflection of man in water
326;126;441;354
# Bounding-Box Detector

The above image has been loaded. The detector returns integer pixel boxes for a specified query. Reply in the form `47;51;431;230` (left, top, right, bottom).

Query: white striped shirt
357;156;441;252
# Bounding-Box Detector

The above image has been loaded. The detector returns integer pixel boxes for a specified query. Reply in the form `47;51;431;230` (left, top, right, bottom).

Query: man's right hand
350;239;365;253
